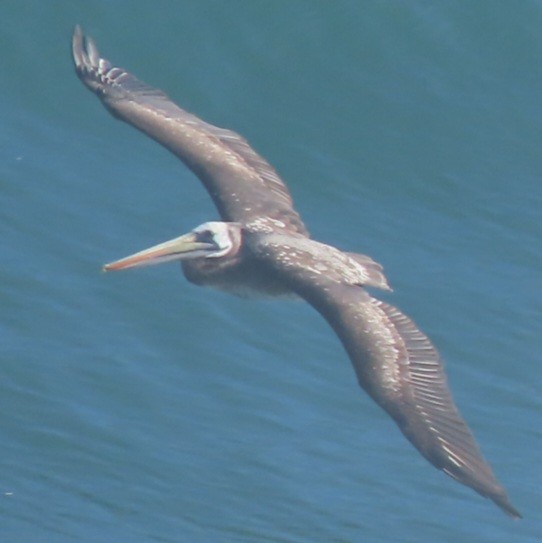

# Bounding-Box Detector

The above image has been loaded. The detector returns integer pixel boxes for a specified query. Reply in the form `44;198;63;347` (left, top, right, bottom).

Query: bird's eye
197;230;215;244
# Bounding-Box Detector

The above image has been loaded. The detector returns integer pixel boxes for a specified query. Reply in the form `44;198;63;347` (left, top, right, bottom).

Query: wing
255;240;520;517
72;26;307;235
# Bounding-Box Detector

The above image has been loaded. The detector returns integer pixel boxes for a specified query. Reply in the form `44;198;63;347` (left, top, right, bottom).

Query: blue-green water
2;2;540;541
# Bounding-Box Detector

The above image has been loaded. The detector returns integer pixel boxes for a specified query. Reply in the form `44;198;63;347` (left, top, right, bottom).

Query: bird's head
103;221;241;271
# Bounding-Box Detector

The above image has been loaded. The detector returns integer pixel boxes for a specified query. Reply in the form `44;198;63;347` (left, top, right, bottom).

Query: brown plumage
72;26;520;518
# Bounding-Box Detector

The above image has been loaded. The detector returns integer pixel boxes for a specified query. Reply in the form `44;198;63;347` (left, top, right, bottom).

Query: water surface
2;2;540;541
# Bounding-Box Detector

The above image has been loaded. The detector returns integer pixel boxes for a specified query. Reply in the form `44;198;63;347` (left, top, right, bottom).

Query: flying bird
72;26;520;518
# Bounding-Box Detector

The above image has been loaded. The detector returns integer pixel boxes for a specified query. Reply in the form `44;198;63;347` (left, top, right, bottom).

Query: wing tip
491;492;522;519
71;25;113;92
443;463;522;519
72;24;95;68
72;24;97;79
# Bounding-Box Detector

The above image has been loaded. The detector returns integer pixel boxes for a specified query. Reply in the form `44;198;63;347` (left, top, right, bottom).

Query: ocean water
2;1;540;541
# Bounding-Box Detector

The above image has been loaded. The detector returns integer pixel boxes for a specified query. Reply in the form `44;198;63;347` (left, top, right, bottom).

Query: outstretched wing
72;26;307;235
255;240;520;517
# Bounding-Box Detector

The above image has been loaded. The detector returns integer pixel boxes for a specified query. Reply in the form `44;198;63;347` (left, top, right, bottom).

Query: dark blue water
2;2;540;541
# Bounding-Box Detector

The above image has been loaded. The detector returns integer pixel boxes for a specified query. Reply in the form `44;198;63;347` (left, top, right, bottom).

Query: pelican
72;26;520;518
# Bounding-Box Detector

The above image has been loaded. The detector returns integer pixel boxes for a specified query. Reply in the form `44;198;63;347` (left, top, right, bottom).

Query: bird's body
72;26;520;518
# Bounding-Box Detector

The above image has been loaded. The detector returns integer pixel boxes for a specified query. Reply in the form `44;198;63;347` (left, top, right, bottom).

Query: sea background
1;1;540;541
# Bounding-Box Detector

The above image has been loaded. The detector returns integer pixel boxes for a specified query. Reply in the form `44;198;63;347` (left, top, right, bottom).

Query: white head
190;221;236;258
103;221;241;271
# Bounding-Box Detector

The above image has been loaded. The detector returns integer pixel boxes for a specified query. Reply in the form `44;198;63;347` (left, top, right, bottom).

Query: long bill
103;232;217;271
